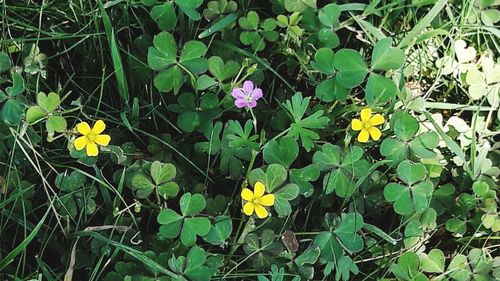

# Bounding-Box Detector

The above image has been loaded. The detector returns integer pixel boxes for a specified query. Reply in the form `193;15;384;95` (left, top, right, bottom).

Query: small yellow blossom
241;182;275;219
351;108;385;143
74;120;111;156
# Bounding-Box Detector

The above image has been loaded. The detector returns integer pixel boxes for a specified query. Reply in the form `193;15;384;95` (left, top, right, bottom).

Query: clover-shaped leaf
168;246;216;281
313;144;366;198
158;193;211;246
148;32;207;93
381;111;439;165
202;215;232;245
370;37;405;71
239;11;279;51
365;73;397;105
290;164;320;197
55;170;86;192
130;161;179;199
203;0;238;21
333;49;368;88
150;2;177;31
243;229;283;270
334;213;364;253
384;160;434;215
312;48;349;102
207;56;240;82
419;249;445;273
263;136;299;168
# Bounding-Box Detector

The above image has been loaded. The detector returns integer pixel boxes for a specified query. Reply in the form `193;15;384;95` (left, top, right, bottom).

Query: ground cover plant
0;0;499;280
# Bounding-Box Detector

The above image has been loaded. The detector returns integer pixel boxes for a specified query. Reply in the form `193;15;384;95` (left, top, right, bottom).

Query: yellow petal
254;204;269;219
259;194;275;206
368;127;382;141
92;120;106;134
74;136;87;150
77;122;91;135
243;202;254;216
357;129;370;143
241;188;254;201
94;134;111;146
254;181;265;198
86;141;99;156
351;119;363;131
360;108;372;122
369;114;385;126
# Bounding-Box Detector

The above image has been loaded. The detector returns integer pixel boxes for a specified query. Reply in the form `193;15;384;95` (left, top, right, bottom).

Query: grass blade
98;0;129;105
0;209;49;271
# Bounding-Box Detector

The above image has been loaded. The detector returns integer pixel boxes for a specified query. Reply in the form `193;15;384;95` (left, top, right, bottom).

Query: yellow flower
351;108;385;143
74;120;111;156
241;182;275;219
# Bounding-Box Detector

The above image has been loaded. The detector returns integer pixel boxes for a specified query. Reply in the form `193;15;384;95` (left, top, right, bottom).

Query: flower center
86;133;96;142
363;122;371;129
244;93;253;102
252;197;260;204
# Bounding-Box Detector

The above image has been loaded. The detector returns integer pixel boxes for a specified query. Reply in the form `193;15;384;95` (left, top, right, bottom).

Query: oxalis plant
0;1;499;281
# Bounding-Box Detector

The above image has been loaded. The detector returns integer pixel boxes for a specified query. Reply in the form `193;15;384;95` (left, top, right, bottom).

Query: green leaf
131;173;155;198
150;2;177;31
396;160;426;185
37;92;60;113
313;143;342;169
202;215;232;245
311;48;335;75
420;249;445;273
380;138;408;164
290;165;320;197
208;56;240;81
148;32;177;71
393;111;419;141
150;161;176;185
154;65;184;93
175;0;203;21
180;193;206;216
370;37;405;70
448;254;471;281
445;218;467;234
158;209;183;238
334;213;364;253
46;115;67;133
318;3;340;27
6;73;25;96
318;28;340;48
0;52;11;73
295;246;320;265
180;41;207;63
263;137;299;168
283;93;329;151
239;11;260;30
265;164;288;192
55;171;85;192
26;106;47;124
274;183;300;217
196;75;217;90
1;99;24;125
333;49;368;88
315;77;349;102
158;182;179;198
181;217;211;246
365;73;397;105
313;232;342;263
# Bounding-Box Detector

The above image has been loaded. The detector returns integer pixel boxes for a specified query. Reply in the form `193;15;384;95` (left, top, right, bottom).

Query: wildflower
241;181;275;219
74;120;111;156
351;108;385;143
232;80;263;109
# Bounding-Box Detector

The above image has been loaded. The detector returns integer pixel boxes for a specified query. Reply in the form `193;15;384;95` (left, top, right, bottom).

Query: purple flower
231;80;263;109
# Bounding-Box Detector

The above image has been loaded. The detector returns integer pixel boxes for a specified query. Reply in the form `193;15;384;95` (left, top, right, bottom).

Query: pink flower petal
232;88;246;99
251;88;263;100
243;80;254;93
247;100;257;108
235;99;247;108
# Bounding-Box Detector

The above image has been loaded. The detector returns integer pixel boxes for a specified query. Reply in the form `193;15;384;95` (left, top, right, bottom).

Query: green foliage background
0;0;499;280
